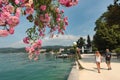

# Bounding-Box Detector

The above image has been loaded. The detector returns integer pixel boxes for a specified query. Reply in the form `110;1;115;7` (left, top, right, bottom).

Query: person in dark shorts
105;49;112;70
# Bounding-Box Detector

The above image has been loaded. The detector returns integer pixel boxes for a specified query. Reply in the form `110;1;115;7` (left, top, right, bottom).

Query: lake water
0;53;74;80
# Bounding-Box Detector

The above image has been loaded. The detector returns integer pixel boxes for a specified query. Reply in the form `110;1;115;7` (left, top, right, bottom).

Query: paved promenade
68;54;120;80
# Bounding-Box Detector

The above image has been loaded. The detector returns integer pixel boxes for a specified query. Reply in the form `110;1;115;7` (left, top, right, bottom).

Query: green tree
87;35;91;48
106;3;120;26
93;1;120;50
114;0;119;4
77;37;85;49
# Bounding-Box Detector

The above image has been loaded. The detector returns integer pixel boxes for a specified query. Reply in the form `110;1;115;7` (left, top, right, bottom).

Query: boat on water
56;54;68;58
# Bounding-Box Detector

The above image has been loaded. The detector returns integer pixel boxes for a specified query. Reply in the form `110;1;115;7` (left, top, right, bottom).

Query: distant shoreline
0;45;72;53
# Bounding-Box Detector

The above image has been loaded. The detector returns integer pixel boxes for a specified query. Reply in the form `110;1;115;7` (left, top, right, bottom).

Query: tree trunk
75;49;84;69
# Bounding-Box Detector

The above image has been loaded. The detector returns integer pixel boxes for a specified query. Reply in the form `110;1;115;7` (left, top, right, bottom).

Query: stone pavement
68;54;120;80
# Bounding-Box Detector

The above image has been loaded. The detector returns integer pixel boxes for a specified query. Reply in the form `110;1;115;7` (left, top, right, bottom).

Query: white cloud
42;34;80;46
8;40;28;48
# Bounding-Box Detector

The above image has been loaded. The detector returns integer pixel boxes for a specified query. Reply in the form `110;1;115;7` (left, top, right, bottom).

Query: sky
0;0;114;48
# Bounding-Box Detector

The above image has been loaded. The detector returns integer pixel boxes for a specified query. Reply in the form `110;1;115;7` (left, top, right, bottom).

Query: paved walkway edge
67;61;80;80
67;54;120;80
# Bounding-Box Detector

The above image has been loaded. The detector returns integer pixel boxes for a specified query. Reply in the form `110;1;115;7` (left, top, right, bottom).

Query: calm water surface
0;53;74;80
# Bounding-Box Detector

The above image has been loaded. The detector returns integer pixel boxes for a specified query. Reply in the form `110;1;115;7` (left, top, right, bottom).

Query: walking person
105;49;112;70
95;51;102;73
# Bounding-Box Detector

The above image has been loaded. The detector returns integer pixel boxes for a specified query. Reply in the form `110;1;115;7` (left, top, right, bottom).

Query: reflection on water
0;53;74;80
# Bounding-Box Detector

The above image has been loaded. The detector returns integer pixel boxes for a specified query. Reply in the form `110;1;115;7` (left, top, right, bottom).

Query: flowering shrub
0;0;78;60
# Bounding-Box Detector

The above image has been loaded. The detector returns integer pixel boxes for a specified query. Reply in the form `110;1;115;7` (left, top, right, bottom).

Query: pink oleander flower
58;0;67;5
58;29;63;34
29;46;35;53
23;37;30;44
63;26;66;30
34;56;38;61
1;0;8;4
25;39;42;60
55;8;60;13
26;46;36;58
73;0;78;5
25;3;32;7
64;17;68;25
1;7;7;12
37;39;42;45
40;5;46;11
56;18;61;22
0;0;2;3
32;42;38;48
61;10;64;13
65;21;68;25
57;26;60;29
5;5;15;13
25;46;30;52
15;8;21;17
15;0;20;4
66;1;73;7
39;13;50;23
7;16;19;27
61;31;64;34
58;0;78;7
0;18;5;26
45;13;49;18
1;12;11;20
57;14;61;18
9;27;14;34
39;31;45;37
25;7;34;14
45;13;50;22
35;50;40;55
53;27;57;31
0;29;9;37
39;15;43;21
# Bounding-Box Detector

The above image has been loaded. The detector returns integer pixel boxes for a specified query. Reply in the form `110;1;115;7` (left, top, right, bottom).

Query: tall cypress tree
87;35;91;48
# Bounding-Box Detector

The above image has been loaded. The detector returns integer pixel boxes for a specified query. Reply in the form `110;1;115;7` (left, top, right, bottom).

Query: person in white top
95;51;102;73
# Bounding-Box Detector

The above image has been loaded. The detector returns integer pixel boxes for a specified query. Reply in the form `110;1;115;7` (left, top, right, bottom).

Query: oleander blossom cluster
58;0;78;7
23;37;42;60
0;0;78;60
0;0;20;36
